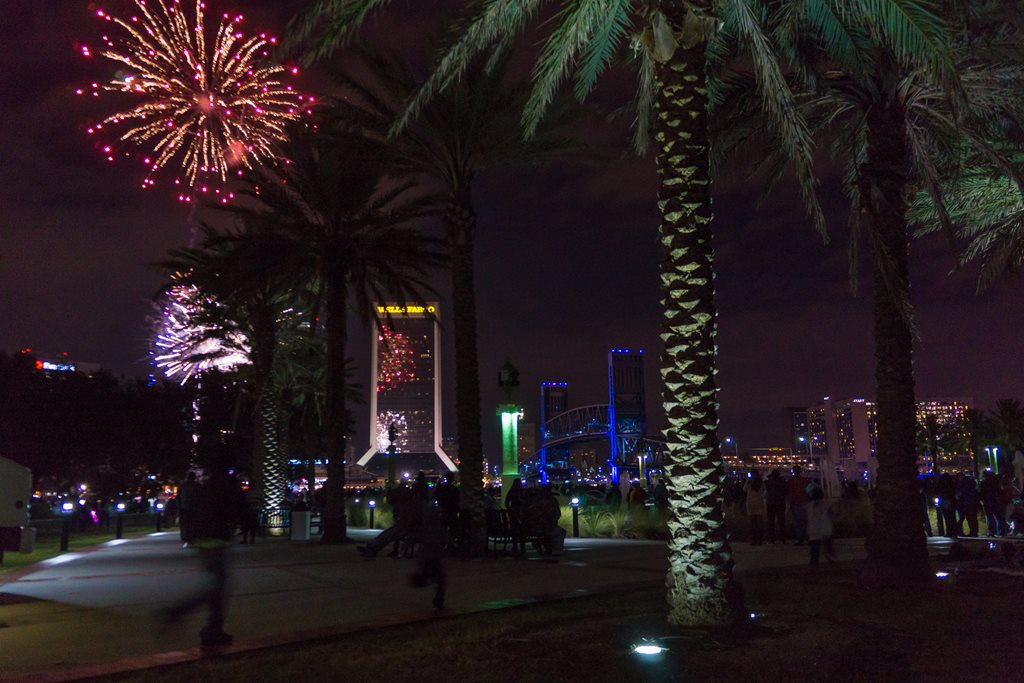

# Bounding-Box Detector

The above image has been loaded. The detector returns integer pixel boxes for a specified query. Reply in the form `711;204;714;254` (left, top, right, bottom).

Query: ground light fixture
631;639;669;656
61;502;74;513
935;571;951;579
368;499;377;527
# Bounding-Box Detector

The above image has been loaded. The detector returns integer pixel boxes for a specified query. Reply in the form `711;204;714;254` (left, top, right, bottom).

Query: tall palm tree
714;1;1019;583
227;130;447;542
288;0;813;626
158;221;305;510
325;49;583;553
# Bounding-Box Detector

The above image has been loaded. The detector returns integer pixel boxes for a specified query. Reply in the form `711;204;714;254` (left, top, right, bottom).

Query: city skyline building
357;303;456;474
792;395;976;479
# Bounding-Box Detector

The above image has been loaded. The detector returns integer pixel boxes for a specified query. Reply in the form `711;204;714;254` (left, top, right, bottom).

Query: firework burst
377;327;415;391
82;0;309;199
152;282;250;384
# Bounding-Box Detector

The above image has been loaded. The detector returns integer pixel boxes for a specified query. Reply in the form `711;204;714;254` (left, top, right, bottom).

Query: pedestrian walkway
0;531;929;681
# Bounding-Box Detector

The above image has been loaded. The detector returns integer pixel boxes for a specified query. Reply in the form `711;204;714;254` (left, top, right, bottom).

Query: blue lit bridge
525;349;667;483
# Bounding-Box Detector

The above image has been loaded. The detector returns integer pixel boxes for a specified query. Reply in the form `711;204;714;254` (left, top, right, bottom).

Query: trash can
19;526;36;553
291;510;311;541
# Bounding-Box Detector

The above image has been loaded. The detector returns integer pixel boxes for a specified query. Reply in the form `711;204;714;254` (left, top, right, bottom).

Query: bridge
524;349;667;482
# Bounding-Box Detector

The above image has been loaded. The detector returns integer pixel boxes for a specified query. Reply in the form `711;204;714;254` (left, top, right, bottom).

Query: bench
486;509;546;555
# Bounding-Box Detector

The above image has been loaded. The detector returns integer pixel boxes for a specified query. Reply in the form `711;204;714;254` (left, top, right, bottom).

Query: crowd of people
926;470;1024;538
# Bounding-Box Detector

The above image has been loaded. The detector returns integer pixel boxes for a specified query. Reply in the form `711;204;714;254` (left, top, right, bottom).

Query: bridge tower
538;382;569;482
608;349;646;482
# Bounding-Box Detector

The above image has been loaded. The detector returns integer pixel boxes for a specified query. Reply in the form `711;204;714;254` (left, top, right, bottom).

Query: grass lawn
95;559;1023;683
0;527;166;576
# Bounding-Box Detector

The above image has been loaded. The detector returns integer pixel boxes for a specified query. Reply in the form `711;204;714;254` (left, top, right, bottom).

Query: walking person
787;466;812;544
409;485;447;609
765;469;787;544
806;486;834;566
745;471;767;545
160;463;246;649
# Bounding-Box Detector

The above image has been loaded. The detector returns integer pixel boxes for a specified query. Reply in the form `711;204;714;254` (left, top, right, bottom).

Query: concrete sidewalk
0;531;925;681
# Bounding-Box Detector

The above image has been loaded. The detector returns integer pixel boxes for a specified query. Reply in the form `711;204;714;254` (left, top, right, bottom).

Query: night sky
3;1;1023;462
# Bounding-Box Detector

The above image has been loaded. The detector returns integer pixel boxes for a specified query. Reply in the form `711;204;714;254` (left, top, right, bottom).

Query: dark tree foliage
0;351;193;494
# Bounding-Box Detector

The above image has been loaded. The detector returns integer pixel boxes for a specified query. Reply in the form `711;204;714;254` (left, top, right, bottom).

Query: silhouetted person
980;470;1005;536
652;478;669;511
806;486;834;566
957;474;980;537
765;469;787;544
936;473;958;538
410;491;447;609
161;465;245;649
357;483;413;558
505;478;526;556
522;484;566;555
787;466;812;544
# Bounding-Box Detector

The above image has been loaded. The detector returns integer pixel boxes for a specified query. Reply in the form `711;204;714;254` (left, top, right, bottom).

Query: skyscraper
357;303;456;474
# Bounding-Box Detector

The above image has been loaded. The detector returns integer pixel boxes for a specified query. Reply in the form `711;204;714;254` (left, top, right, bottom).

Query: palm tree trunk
252;303;285;512
321;275;349;543
446;188;486;555
655;42;744;627
861;99;930;583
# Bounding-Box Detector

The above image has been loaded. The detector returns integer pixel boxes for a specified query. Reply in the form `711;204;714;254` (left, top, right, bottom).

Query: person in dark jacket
504;478;526;556
980;470;1005;536
652;478;669;511
936;473;958;538
956;474;980;537
161;465;245;649
409;490;447;609
764;469;788;544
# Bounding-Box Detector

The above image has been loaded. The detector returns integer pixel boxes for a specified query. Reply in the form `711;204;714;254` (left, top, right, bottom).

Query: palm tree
158;221;305;510
288;0;814;626
987;399;1024;469
227;130;447;542
907;4;1024;289
713;2;1020;583
324;49;583;553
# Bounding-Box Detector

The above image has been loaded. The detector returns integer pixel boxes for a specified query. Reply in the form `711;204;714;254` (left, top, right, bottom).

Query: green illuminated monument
497;358;522;493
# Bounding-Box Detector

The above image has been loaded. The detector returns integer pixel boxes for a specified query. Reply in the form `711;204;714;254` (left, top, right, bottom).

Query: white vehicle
0;455;34;554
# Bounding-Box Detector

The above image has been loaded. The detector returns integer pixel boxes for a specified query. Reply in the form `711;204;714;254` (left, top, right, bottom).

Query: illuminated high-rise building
357;303;456;474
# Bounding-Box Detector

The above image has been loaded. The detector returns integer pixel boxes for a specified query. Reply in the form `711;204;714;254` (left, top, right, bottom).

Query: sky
3;1;1023;462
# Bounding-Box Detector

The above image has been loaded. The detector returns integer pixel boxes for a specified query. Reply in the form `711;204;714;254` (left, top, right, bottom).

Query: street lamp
115;502;126;539
368;499;377;528
570;497;581;538
60;501;74;552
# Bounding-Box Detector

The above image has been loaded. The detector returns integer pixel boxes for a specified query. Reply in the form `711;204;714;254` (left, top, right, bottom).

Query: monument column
497;358;523;492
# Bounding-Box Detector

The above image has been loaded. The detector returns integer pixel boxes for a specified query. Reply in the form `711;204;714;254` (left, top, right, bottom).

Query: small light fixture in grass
631;639;668;656
935;571;950;579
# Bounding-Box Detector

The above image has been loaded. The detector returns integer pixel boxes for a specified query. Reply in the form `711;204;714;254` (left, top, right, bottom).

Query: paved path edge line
4;577;661;683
